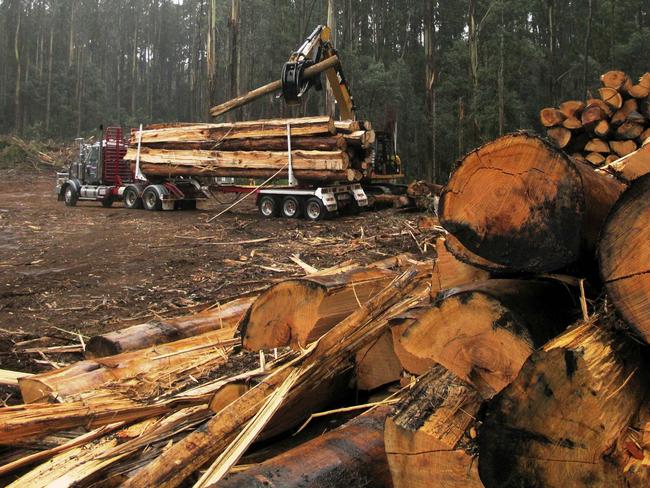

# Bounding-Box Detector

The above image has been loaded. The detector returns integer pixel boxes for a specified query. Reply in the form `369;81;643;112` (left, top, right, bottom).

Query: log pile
124;116;376;183
541;70;650;169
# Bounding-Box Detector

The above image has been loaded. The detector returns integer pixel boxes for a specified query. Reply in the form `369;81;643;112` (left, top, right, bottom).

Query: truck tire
281;196;302;218
123;187;142;209
258;195;279;218
305;197;327;221
142;187;162;211
64;185;78;207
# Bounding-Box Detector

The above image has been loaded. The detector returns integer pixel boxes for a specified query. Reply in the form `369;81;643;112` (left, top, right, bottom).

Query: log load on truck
56;25;405;220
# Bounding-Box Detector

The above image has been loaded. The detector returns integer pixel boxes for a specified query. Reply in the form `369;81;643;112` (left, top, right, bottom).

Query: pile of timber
124;116;376;183
541;70;650;168
3;125;650;486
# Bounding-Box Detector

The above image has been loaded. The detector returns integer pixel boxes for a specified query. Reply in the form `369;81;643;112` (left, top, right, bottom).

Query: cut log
355;330;402;391
580;103;606;128
216;407;393;488
594;119;610;137
599;87;624;109
585;152;606;166
627;110;647;124
391;279;578;398
334;120;362;133
610;139;638;157
384;364;483;488
639;72;650;90
135;116;336;144
144;135;348;152
616;121;644;140
439;132;626;273
561;116;582;130
86;296;255;357
599;174;650;344
628;84;650;99
586;98;613;116
208;56;340;118
430;237;490;296
622;98;639;115
540;108;566;127
584;138;610;154
239;255;431;351
600;140;650;182
559;100;585;118
546;126;571;148
19;326;237;403
0;369;32;386
611;109;628;126
601;70;630;90
478;321;647;488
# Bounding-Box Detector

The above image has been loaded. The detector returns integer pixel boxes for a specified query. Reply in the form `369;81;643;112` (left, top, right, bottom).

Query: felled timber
430;237;490;296
355;330;402;391
119;268;427;487
391;279;578;398
239;254;431;351
600;139;650;182
439;132;626;273
19;326;237;403
86;296;254;357
384;364;483;488
144;135;348;151
478;321;647;488
599;174;650;344
216;407;393;488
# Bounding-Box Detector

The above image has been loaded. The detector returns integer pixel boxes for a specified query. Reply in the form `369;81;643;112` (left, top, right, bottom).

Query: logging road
0;167;433;378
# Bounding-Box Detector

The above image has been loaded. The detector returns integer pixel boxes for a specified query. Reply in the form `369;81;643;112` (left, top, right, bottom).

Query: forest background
0;0;648;182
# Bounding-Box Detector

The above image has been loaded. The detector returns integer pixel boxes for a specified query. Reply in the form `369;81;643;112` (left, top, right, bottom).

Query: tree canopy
0;0;648;182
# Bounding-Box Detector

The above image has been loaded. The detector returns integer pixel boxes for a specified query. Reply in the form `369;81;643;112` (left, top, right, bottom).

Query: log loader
56;25;404;219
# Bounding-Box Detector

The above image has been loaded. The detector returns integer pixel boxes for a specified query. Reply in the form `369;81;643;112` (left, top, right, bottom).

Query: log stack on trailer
124;116;376;184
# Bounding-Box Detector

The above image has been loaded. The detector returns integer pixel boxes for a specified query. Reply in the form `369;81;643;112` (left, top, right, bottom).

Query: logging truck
56;25;404;220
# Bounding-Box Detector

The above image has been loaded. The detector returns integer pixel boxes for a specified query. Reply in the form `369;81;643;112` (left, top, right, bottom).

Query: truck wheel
123;187;142;209
64;185;78;207
258;195;279;218
305;197;327;221
281;196;302;218
142;187;162;211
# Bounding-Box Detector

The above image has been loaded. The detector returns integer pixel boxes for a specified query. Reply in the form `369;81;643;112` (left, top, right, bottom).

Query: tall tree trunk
326;0;337;118
206;0;217;115
547;0;555;103
68;1;75;68
498;3;505;135
583;0;593;100
228;0;240;120
468;0;479;141
424;1;436;182
76;47;83;137
14;4;21;134
45;23;54;134
131;2;139;117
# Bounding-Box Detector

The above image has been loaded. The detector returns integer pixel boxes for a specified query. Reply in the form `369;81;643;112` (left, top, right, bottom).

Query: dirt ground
0;167;435;380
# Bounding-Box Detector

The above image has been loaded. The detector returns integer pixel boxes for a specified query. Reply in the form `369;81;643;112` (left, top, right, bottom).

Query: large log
599;174;650;344
125;147;350;171
134;116;336;144
19;327;237;403
209;56;340;118
478;321;647;488
439;132;626;273
138;162;360;182
355;330;402;391
384;364;483;488
120;268;426;487
216;407;393;488
86;296;254;357
391;279;578;398
143;135;348;152
430;237;490;296
239;255;431;351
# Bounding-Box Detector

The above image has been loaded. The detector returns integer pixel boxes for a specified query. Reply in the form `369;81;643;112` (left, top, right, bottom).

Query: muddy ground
0;166;434;382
